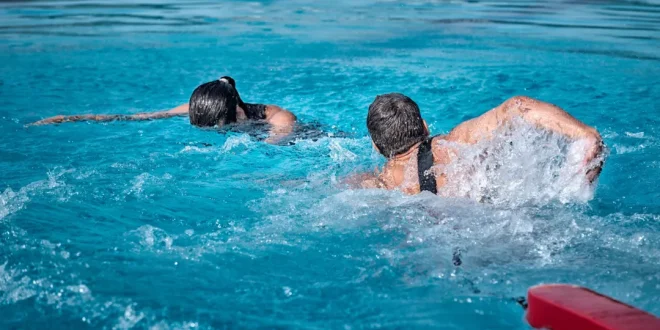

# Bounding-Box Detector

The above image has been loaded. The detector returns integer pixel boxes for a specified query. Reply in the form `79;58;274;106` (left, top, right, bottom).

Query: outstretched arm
447;96;604;181
447;96;600;142
264;105;297;144
28;104;189;126
128;103;189;120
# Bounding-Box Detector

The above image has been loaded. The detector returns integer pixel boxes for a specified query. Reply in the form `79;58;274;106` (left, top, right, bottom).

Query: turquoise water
1;0;659;328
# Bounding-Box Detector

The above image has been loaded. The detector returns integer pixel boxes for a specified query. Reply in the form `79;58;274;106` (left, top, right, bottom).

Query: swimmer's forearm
29;113;181;125
28;114;122;126
502;96;600;140
449;96;601;144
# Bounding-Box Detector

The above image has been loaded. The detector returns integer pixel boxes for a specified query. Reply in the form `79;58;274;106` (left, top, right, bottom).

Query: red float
526;284;660;330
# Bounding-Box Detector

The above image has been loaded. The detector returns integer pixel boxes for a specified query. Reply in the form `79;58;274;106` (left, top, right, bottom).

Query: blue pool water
1;0;659;328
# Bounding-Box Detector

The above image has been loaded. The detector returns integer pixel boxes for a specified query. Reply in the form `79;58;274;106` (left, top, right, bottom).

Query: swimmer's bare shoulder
265;105;297;126
264;105;297;144
430;135;455;192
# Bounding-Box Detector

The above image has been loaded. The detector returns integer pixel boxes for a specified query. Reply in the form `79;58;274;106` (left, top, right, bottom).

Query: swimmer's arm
264;105;297;144
28;114;123;126
447;96;604;180
125;103;189;120
27;104;189;126
448;96;600;142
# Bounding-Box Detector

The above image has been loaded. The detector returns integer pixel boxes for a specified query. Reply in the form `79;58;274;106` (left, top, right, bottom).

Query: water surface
1;0;659;329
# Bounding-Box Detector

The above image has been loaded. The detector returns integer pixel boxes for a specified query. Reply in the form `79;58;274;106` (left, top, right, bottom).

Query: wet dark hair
367;93;428;158
222;76;268;121
221;75;248;112
188;79;238;127
219;76;236;89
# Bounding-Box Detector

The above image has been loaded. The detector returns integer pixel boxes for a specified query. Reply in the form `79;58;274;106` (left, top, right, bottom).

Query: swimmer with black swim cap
353;94;604;194
30;76;297;143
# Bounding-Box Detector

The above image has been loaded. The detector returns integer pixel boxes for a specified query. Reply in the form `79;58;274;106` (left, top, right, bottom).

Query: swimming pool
1;0;659;328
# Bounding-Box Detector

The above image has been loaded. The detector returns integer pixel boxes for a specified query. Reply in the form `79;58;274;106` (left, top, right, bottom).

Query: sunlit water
1;0;659;329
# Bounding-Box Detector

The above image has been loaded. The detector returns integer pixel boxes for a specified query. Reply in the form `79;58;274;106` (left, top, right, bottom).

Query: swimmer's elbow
509;95;535;104
500;95;538;118
505;95;534;109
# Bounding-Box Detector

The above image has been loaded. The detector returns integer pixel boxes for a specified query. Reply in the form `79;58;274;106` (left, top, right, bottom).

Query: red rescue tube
526;284;660;330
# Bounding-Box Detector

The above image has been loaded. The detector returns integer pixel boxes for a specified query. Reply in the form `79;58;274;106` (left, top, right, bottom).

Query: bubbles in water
67;284;91;295
0;188;29;221
149;321;201;330
282;286;293;297
129;225;174;251
0;262;37;304
114;305;145;330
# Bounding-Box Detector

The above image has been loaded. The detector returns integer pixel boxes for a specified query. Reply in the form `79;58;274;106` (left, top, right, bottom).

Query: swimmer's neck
387;142;422;164
377;142;423;190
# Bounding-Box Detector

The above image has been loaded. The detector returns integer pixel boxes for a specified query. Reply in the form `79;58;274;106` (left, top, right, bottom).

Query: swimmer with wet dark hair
30;76;297;143
354;94;604;194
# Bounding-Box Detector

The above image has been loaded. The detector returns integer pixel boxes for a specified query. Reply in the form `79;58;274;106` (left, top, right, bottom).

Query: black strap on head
417;138;437;194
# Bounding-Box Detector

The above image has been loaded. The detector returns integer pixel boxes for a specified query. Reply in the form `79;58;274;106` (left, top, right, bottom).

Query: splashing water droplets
437;119;598;207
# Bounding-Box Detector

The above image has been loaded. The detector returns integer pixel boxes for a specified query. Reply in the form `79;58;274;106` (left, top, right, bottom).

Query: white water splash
613;143;647;155
221;134;253;153
0;169;72;221
179;145;213;154
434;120;602;206
129;225;174;251
123;173;173;198
625;131;645;139
114;305;145;330
0;262;37;304
329;139;358;163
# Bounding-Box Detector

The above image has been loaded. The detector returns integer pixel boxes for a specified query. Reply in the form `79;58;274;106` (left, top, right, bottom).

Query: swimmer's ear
371;140;381;153
423;120;429;135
